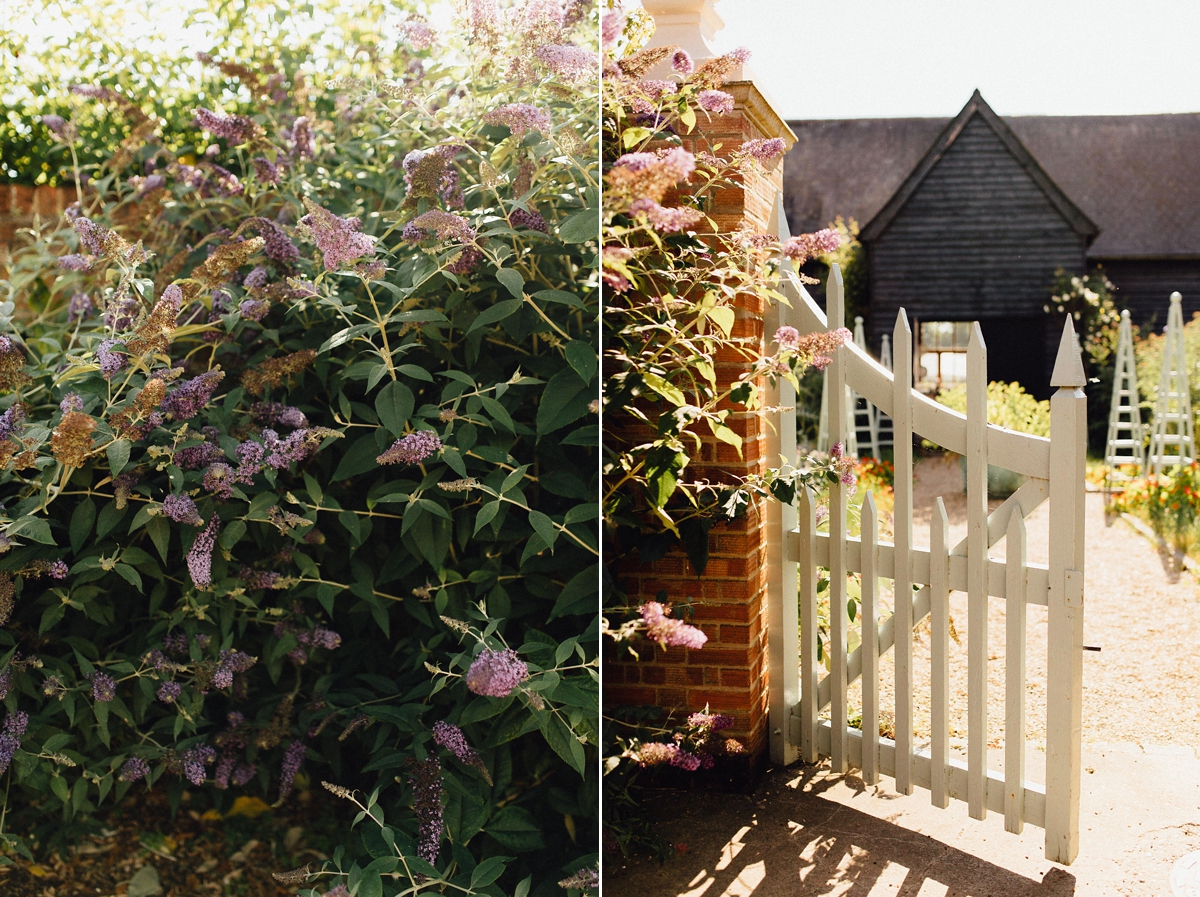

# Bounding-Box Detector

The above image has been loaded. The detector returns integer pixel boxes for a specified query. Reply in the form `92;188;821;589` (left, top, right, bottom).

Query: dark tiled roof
783;106;1200;259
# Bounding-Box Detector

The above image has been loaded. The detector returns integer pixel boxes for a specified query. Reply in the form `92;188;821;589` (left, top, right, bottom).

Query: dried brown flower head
241;349;317;395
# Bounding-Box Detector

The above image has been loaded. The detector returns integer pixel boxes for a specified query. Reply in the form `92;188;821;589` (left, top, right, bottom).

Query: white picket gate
764;214;1087;864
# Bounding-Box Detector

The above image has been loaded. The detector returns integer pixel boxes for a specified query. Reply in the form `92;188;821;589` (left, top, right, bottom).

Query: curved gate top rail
763;196;1087;865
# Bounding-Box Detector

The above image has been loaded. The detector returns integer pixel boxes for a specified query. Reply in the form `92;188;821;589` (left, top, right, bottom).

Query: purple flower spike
157;681;181;703
163;494;203;525
376;431;442;466
187;514;220;590
278;740;306;802
90;671;116;702
119;756;150;782
298;198;376;271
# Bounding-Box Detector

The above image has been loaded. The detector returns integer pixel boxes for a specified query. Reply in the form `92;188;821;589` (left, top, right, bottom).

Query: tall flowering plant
0;1;598;894
599;3;853;858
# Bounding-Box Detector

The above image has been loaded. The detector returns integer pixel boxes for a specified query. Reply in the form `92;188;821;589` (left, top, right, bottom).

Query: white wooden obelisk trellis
817;371;858;456
877;334;895;452
1103;309;1144;488
1148;292;1195;476
852;316;880;457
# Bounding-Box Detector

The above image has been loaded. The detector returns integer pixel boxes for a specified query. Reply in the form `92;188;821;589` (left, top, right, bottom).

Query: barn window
917;321;970;391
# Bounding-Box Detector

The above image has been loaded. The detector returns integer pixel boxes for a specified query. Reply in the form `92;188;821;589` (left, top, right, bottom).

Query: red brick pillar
605;74;797;773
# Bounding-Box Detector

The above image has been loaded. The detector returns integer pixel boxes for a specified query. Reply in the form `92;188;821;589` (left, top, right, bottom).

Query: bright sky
711;0;1200;120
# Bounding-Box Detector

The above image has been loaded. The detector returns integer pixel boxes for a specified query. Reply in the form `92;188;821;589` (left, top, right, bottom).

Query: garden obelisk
1148;292;1195;476
1103;309;1144;487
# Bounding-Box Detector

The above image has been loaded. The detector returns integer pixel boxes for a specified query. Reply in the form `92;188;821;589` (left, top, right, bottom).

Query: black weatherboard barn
783;91;1200;398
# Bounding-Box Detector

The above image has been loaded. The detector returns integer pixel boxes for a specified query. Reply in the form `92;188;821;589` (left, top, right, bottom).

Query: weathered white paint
772;256;1086;863
1148;292;1195;475
1103;309;1145;486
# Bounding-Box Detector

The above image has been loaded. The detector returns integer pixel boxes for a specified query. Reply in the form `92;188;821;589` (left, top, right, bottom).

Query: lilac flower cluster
828;442;858;493
162;370;224;420
94;339;123;379
193;108;257;143
182;743;216;785
634;741;703;770
49;560;68;579
781;228;843;264
60;393;84;413
119;756;150;782
446;246;484;276
299;198;376;270
289;116;315;159
533;43;595;82
627;199;704;234
0;710;28;774
407;758;444;864
741;137;786;163
72;217;114;255
0;404;24;443
0;669;10;701
157;681;182;703
201;462;235;499
465;648;529;697
403;210;475;245
377;430;442;465
482;103;552;139
163;494;203;525
243;265;269;289
687;711;734;730
175;442;224;470
639;601;707;649
298;627;341;650
90;671;116;702
773;325;850;372
559;868;600;891
673;49;694;75
238;568;280;589
278;740;306;801
697;89;735;114
398;19;436;49
431;721;490;782
58;254;94;272
187;514;220;589
510;208;549;233
212;650;256;689
239;298;270;322
247;217;300;264
42;114;76;142
252;157;281;185
68;292;94;322
253;402;308;429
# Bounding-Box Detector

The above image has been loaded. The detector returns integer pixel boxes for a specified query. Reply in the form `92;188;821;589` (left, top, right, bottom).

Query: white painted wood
798;487;819;764
816;723;1047;829
817;372;858;456
930;497;950;808
764;219;800;765
892;309;915;794
1148;292;1195;475
878;334;894;449
1104;309;1145;485
965;322;989;820
1046;318;1087;865
828;267;849;773
1005;510;1027;834
861;491;880;785
853;316;880;458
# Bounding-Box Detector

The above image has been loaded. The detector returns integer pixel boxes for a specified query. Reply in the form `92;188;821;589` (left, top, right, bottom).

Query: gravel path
847;453;1200;762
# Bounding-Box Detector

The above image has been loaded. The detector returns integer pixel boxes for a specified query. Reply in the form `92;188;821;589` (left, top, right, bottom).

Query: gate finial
1050;317;1086;388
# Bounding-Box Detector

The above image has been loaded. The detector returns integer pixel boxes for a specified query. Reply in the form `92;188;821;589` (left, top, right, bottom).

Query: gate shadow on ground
609;766;1076;897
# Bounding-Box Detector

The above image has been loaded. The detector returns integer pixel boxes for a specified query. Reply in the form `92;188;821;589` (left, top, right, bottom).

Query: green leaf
8;515;54;544
707;305;735;337
374;381;414;437
536;369;592;436
642;372;686;406
467;298;521;334
96;502;125;539
622;126;653;148
487;806;546;851
474;501;500;535
527;510;558;549
471;857;511;889
147;516;170;564
106;439;131;476
332;434;381;480
219;518;246;550
542;713;586;774
549;564;598;620
495;268;525;299
69;499;96;553
50;775;69;804
557;209;596;244
565;341;597;383
114;564;142;591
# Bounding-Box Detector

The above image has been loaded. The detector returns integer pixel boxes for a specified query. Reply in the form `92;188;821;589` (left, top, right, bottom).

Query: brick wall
605;81;796;774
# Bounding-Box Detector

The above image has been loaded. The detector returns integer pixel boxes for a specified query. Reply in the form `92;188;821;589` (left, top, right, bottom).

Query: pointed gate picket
767;251;1087;864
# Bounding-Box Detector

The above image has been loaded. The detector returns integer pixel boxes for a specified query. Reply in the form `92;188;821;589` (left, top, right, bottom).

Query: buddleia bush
0;2;599;895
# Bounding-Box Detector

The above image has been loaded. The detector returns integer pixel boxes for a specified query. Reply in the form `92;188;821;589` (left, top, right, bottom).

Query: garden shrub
598;6;852;858
0;2;599;895
935;380;1051;438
